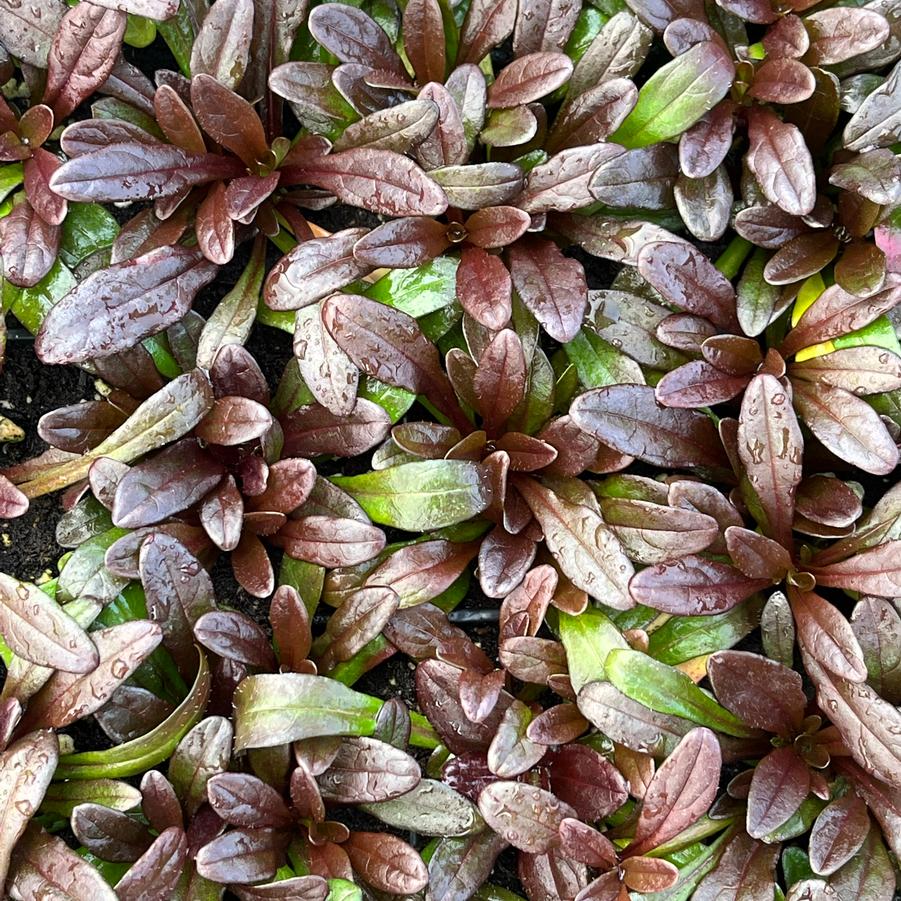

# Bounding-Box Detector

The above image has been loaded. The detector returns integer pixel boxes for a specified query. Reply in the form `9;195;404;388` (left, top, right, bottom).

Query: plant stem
714;235;753;280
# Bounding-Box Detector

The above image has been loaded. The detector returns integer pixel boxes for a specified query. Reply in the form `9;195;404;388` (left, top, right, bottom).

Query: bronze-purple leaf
0;200;59;288
35;246;218;365
724;526;792;582
264;229;372;311
275;516;385;569
507;237;587;342
456;246;513;331
570;384;730;470
194;610;278;670
112;440;225;528
708;650;805;734
808;791;870;875
195;827;288;885
43;2;126;121
457;0;517;65
746;106;816;216
791;379;900;476
114;827;187;901
190;0;254;89
343;831;428;894
281;399;391;457
694;831;779;901
737;373;803;548
286;149;448;217
322;293;466;429
353;217;451;268
478;781;576;853
780;277;901;360
0;573;98;673
629;556;770;615
207;773;293;829
516;477;634;609
18;621;162;731
626;727;721;855
416;659;512;754
809;540;901;598
365;540;478;608
7;825;119;901
0;731;59;888
403;0;446;84
321;585;399;664
308;3;405;75
71;803;153;862
789;588;868;683
637;241;736;330
487;52;573;108
49;142;243;202
317;736;420;803
746;746;810;838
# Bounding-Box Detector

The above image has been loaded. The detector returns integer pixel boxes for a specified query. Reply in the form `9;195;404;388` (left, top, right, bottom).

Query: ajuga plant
2;0;901;898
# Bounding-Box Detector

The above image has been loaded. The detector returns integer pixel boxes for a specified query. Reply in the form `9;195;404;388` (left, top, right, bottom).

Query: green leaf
0;163;24;205
278;555;324;620
364;256;460;319
331;460;491;530
91;98;165;139
55;649;211;779
196;236;266;369
124;14;156;47
558;606;627;693
76;851;131;887
564;328;644;388
610;41;734;148
156;2;195;76
647;596;764;665
764;795;826;842
327;879;363;901
59;203;119;268
781;847;815;887
41;779;142;817
604;649;758;737
57;528;129;604
641;828;731;901
4;259;76;334
565;6;607;65
233;673;384;751
474;887;528;901
358;376;417;423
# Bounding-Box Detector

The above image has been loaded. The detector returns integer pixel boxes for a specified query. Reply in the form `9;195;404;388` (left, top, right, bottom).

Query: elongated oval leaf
49;143;243;202
611;40;733;148
19;621;163;731
478;781;575;853
331;461;491;530
0;573;98;673
233;674;383;751
516;477;634;609
36;246;218;364
628;727;721;855
605;648;758;737
737;373;804;547
570;384;729;470
0;731;59;888
286;149;447;217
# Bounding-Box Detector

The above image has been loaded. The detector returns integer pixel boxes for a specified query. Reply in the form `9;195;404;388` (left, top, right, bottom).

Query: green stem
714;236;753;280
409;712;441;749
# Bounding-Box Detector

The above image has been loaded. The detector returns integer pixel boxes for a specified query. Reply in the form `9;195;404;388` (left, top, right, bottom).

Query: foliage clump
0;0;900;898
